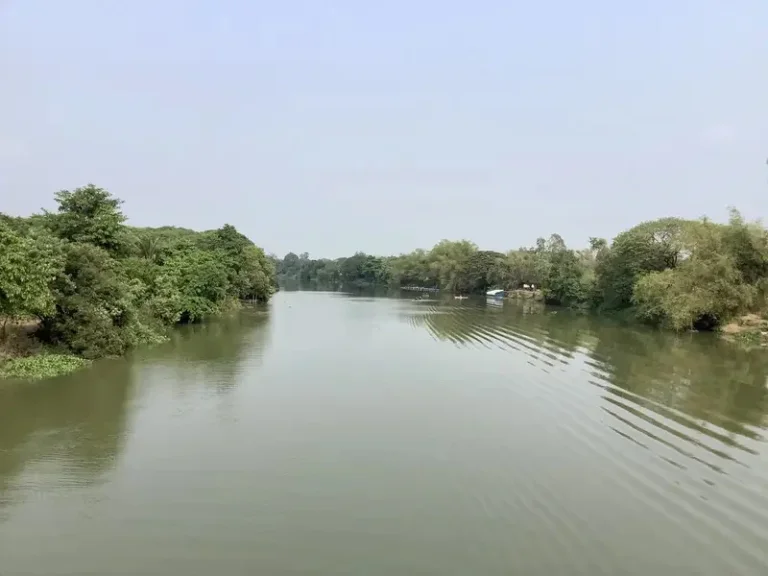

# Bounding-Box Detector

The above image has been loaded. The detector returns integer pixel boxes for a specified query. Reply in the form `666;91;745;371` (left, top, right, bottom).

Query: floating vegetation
0;354;91;380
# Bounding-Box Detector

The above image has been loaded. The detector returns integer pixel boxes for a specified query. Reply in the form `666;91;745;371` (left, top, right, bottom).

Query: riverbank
720;313;768;348
0;320;92;380
1;184;276;380
506;289;544;301
505;294;768;349
0;300;263;380
277;211;768;338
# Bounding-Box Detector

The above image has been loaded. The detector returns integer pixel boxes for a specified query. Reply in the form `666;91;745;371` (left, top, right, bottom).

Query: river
1;291;767;575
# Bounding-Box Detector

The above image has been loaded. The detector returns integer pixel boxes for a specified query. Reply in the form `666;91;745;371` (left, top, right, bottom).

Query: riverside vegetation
4;188;768;382
276;211;768;342
0;184;276;379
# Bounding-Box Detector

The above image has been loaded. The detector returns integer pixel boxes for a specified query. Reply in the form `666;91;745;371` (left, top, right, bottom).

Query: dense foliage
276;209;768;332
1;184;275;363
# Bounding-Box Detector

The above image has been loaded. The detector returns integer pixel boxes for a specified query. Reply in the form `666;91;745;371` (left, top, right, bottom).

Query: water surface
1;292;767;575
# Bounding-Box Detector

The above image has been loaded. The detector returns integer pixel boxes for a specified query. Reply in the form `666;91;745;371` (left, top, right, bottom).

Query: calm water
2;292;768;575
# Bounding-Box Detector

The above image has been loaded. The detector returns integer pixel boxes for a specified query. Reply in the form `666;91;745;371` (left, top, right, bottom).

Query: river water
1;291;768;575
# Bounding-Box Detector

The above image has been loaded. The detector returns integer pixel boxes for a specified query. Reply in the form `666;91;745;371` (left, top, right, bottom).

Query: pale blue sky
1;1;766;257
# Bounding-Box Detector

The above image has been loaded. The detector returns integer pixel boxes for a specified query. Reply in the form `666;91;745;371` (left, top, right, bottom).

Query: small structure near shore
507;289;544;301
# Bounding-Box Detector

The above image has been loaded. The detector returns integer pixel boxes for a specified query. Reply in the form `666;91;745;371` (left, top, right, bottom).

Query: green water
1;291;767;575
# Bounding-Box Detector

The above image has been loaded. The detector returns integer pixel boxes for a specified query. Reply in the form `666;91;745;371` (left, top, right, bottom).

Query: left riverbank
0;184;277;380
0;320;88;380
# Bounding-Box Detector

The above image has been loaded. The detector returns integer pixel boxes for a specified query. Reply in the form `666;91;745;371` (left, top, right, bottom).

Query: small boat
454;295;468;300
486;289;505;300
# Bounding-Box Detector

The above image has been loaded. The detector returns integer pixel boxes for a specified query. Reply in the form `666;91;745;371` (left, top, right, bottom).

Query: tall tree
44;184;127;253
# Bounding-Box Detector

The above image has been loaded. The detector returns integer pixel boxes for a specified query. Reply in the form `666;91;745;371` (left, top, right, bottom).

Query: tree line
275;210;768;332
1;184;276;364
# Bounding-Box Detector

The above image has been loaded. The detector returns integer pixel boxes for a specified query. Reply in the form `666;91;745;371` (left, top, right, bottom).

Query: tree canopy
1;184;275;359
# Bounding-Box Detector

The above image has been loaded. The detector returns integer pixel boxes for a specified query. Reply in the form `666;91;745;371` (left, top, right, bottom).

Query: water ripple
402;296;768;574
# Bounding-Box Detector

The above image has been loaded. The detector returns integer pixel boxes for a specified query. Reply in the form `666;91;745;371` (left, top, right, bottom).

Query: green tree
500;248;541;289
429;240;477;292
722;208;768;286
0;223;63;337
535;235;590;307
633;220;754;330
237;245;276;301
465;250;506;293
163;249;231;322
39;243;146;358
595;218;685;310
135;234;163;262
2;185;276;367
44;184;127;252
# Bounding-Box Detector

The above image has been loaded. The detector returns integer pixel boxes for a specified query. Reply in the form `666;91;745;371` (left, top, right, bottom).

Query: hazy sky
1;1;766;258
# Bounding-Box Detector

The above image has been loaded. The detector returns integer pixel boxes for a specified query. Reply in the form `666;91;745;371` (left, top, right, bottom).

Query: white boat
486;289;505;300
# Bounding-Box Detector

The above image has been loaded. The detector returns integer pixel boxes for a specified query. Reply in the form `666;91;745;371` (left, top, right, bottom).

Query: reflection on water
406;297;768;449
1;294;768;575
0;358;135;517
404;296;768;573
135;306;273;393
407;298;768;457
0;306;272;517
403;301;768;432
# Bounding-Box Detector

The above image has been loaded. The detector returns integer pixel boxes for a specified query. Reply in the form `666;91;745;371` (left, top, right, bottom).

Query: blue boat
486;289;505;300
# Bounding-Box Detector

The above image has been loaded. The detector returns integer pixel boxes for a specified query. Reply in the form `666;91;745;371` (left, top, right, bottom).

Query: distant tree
465;250;505;293
429;240;477;292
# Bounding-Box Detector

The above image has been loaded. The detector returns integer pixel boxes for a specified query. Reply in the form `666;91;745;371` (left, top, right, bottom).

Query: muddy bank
720;313;768;348
506;289;544;301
